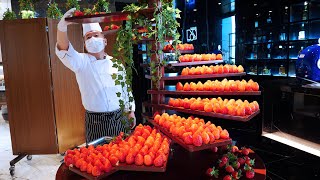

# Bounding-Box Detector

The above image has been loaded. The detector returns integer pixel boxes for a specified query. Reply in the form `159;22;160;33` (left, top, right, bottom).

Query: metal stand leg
9;154;32;176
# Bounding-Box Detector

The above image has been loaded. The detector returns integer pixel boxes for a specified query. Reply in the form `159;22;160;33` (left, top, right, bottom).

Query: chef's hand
128;111;136;129
58;8;76;32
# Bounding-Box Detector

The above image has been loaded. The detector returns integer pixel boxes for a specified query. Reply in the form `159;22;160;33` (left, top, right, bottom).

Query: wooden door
47;19;86;153
0;18;57;154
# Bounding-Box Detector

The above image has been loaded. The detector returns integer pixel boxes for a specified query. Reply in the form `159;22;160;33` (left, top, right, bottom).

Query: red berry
232;161;240;169
238;157;245;165
225;165;234;173
205;167;219;178
219;161;226;168
221;156;229;164
242;148;250;156
246;170;255;179
223;175;232;180
232;170;242;180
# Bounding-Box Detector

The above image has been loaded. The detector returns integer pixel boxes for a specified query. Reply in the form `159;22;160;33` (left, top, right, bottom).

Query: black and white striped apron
85;109;129;143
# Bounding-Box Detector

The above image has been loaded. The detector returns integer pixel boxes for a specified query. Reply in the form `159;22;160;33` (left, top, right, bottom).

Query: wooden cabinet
0;18;85;154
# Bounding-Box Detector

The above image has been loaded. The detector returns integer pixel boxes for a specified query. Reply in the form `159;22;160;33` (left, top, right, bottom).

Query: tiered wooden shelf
163;50;194;54
140;60;224;68
65;12;129;23
69;166;118;180
101;29;120;35
145;72;246;80
143;102;260;122
147;90;261;96
148;119;232;152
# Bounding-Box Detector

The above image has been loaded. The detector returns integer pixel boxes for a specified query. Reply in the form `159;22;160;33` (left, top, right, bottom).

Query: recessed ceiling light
254;3;257;6
193;9;197;11
269;10;272;13
218;2;221;5
285;6;288;9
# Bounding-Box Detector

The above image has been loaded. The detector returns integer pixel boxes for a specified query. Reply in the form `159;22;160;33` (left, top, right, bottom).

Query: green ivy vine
66;0;80;10
111;1;181;131
47;2;62;19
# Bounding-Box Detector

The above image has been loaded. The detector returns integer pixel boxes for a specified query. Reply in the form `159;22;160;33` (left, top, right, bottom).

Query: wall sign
186;26;197;42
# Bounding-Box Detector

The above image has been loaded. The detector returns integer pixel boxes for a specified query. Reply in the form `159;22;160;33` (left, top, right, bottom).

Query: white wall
0;0;12;20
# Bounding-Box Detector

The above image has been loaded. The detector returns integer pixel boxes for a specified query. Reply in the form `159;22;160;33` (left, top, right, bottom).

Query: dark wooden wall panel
0;18;57;154
47;19;86;153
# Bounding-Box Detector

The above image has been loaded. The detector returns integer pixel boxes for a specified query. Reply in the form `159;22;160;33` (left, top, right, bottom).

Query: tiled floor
0;114;62;180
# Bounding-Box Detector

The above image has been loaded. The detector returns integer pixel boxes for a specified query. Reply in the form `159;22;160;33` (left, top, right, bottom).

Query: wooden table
56;144;266;180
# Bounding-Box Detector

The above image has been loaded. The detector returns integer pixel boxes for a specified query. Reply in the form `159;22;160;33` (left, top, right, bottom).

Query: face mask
85;37;105;53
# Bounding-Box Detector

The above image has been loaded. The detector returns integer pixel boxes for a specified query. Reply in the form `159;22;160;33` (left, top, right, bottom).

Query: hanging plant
19;0;35;19
47;2;62;19
2;9;17;20
150;0;181;89
111;1;181;130
92;0;111;14
66;0;80;10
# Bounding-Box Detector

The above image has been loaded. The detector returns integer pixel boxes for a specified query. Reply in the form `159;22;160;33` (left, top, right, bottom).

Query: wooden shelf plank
140;60;224;69
148;119;232;152
163;50;194;54
144;103;260;122
65;12;129;24
170;60;224;67
101;29;120;35
145;72;246;80
147;90;261;96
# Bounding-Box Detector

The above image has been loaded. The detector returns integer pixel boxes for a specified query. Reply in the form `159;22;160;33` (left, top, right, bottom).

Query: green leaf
116;92;121;97
111;73;117;80
118;75;123;80
115;80;120;85
129;97;134;102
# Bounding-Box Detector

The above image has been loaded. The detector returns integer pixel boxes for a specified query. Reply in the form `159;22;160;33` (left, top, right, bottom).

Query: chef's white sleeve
55;42;85;73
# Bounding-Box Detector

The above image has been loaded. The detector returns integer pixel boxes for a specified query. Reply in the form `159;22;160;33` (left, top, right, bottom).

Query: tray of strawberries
206;145;266;180
102;24;121;35
65;11;129;24
116;125;172;172
148;113;232;152
64;125;172;179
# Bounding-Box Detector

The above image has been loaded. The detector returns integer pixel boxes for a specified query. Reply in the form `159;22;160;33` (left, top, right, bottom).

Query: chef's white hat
82;23;102;37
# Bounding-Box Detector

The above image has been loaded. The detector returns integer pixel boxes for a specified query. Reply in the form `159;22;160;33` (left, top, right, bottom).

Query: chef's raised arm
56;8;85;73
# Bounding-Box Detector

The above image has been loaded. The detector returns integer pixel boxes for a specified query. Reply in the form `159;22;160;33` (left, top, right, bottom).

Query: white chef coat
55;43;135;112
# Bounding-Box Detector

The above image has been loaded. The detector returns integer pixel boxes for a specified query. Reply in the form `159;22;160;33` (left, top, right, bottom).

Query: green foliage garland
111;1;180;131
2;9;17;20
18;0;34;12
93;0;111;13
66;0;80;10
47;2;62;19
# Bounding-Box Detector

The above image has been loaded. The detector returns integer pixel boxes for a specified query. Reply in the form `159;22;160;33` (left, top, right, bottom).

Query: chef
55;8;136;143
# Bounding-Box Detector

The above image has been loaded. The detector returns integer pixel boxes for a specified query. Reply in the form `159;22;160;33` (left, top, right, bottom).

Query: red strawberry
245;159;255;166
74;10;84;16
211;147;218;153
221;156;229;164
219;161;226;168
237;157;245;165
206;167;219;178
232;161;240;169
225;165;234;173
242;148;250;156
111;24;119;30
232;170;242;180
223;175;232;180
103;26;110;31
244;156;250;161
246;170;255;179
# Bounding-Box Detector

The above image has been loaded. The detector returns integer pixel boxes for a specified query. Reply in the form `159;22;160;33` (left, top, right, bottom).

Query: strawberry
245;159;255;166
211;147;218;153
108;155;119;167
111;24;119;30
223;175;232;180
206;167;219;178
192;134;202;147
219;161;226;168
244;164;252;171
134;154;144;166
246;170;255;179
221;156;229;164
237;157;245;165
232;170;242;180
154;155;164;167
225;165;234;173
232;161;240;169
242;148;250;156
244;156;250;161
232;146;239;153
103;26;110;31
220;129;229;139
74;10;84;17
